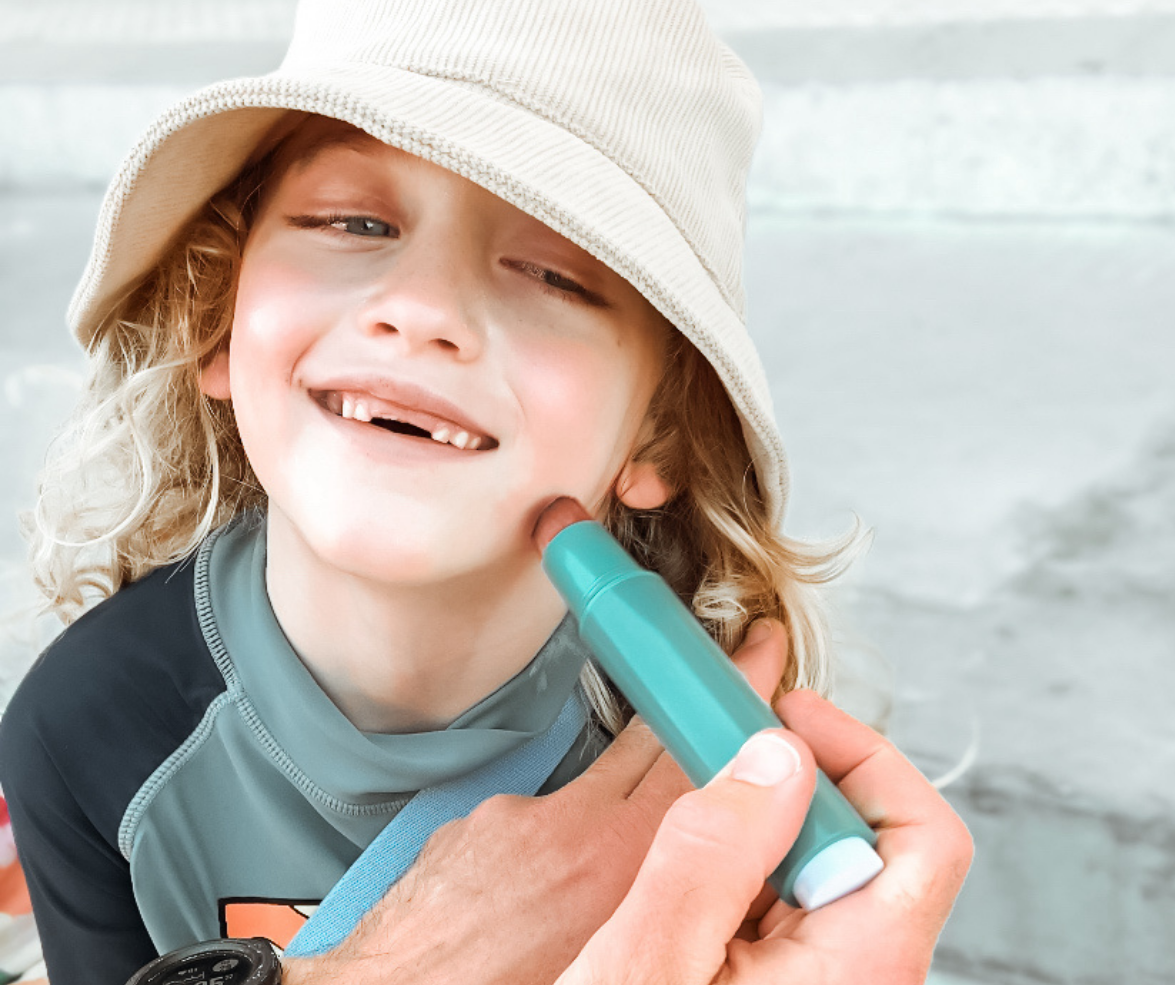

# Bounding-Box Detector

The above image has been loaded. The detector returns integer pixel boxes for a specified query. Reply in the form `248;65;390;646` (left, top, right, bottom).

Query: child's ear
615;458;672;511
199;348;232;400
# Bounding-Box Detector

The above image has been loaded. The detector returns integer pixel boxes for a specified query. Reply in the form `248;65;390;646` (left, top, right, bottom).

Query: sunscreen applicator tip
533;496;592;555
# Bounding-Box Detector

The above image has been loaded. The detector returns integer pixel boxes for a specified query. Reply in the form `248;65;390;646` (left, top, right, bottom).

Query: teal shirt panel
123;514;604;951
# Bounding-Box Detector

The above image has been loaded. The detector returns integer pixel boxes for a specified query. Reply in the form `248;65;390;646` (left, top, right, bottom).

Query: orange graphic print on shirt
220;900;319;950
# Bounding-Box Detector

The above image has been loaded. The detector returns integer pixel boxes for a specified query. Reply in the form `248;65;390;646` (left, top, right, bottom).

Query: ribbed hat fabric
68;0;790;521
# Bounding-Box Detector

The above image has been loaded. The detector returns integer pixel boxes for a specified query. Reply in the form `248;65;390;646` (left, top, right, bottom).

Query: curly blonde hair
30;144;865;732
29;161;267;619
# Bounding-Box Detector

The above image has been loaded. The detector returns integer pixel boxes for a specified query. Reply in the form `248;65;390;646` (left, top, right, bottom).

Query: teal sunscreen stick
534;498;883;909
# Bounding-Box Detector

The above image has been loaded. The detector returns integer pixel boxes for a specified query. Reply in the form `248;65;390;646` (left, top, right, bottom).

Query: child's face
203;119;670;589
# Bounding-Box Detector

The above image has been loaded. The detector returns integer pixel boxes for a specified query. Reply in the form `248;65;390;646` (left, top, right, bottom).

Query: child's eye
544;269;586;293
287;214;398;238
504;259;607;307
330;215;395;237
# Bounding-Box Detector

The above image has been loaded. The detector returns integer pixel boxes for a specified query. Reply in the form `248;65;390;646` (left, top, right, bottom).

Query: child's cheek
241;229;379;310
233;253;354;369
236;265;300;334
514;341;645;499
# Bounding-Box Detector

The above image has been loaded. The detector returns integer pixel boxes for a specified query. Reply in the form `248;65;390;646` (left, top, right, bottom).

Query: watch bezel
126;937;280;985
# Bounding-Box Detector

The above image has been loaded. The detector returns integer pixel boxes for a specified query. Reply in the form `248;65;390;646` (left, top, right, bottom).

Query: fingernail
731;732;803;786
744;618;775;647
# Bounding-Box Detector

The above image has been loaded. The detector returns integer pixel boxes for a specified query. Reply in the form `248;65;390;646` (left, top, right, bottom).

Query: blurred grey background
2;1;1173;983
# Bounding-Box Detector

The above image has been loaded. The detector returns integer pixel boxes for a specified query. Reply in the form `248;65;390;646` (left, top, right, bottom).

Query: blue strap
284;692;588;957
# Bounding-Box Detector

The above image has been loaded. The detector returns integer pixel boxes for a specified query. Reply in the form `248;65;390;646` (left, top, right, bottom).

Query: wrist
282;950;392;985
279;955;328;985
278;957;309;985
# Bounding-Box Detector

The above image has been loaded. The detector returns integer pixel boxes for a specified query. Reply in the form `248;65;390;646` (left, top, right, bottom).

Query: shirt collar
197;512;589;804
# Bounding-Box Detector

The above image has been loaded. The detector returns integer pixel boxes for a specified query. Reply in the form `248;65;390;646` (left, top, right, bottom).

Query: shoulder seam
120;529;243;860
118;689;234;859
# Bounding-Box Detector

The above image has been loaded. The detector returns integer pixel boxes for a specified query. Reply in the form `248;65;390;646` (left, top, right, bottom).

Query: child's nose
356;236;486;360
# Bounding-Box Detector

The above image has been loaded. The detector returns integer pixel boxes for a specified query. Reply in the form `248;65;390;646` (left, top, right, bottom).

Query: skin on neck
264;503;570;734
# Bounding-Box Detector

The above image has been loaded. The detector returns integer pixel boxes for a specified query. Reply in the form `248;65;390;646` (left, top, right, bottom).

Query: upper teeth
338;396;483;450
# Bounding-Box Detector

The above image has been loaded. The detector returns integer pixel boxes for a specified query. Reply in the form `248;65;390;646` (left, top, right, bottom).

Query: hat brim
68;63;788;521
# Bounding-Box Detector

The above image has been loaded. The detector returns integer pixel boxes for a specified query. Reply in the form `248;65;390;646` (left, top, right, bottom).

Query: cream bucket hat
68;0;790;522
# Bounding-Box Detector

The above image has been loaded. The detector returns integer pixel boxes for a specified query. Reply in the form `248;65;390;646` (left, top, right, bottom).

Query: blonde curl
29;165;268;622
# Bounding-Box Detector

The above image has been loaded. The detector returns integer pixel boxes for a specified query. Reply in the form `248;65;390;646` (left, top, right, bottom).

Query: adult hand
559;685;975;985
282;619;790;985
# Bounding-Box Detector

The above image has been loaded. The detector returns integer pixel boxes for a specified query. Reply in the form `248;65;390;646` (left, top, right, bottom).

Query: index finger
556;713;668;803
775;690;965;833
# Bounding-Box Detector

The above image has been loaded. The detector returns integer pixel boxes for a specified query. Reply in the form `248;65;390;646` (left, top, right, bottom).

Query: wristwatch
126;938;281;985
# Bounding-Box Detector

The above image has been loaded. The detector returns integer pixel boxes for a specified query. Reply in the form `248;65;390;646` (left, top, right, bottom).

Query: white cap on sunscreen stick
792;836;886;910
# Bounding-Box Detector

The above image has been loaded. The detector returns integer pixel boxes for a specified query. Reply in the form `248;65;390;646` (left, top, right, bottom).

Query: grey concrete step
747;211;1175;985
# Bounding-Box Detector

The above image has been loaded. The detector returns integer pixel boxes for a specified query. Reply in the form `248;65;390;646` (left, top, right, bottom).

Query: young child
0;0;862;982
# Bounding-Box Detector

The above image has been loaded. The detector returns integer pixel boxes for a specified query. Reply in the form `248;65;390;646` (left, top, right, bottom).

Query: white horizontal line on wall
0;0;296;45
699;0;1175;31
750;77;1175;220
6;0;1175;45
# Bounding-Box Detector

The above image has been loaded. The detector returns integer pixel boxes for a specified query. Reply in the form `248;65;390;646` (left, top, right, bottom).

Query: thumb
559;729;817;985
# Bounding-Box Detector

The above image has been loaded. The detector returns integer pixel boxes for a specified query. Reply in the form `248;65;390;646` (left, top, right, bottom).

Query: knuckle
466;792;529;825
952;830;976;879
619;713;655;740
955;816;976;863
892;845;971;927
938;809;976;879
416;813;463;853
613;715;660;755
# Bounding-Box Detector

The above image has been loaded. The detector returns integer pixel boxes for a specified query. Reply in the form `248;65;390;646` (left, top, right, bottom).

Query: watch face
130;939;279;985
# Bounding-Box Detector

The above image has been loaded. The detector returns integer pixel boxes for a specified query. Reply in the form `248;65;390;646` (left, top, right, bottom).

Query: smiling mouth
312;389;499;451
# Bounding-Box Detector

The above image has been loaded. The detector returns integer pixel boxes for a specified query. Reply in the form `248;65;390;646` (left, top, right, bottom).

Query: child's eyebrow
284;128;385;173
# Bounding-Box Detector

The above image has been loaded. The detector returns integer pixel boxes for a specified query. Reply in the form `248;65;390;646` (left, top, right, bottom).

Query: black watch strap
126;937;281;985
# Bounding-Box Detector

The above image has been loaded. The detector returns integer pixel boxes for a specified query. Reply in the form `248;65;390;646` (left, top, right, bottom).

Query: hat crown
282;0;761;317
